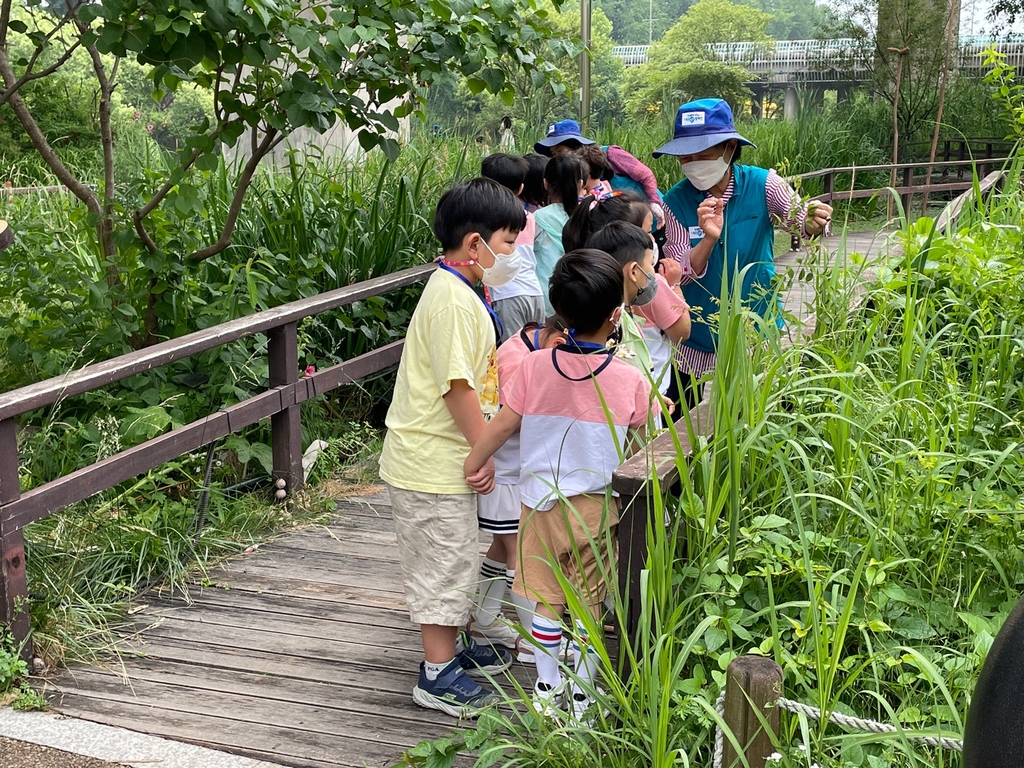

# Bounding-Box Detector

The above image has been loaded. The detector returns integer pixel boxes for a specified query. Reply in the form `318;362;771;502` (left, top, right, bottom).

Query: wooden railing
796;157;1010;213
0;262;434;654
611;163;1009;649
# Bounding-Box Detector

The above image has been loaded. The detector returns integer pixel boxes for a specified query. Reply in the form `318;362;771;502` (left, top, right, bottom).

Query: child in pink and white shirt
465;249;658;719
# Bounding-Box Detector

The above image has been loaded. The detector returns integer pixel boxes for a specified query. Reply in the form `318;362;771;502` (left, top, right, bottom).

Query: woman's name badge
688;226;705;241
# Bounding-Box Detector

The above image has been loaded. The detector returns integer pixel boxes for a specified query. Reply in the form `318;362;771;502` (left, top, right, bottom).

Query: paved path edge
0;707;281;768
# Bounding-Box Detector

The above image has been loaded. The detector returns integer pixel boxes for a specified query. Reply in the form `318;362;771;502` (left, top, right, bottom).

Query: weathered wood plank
51;690;413;768
126;615;423;669
197;569;409;609
52;669;451;749
148;587;414;631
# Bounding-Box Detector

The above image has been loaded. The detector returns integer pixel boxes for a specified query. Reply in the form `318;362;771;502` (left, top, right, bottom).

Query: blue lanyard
437;263;503;343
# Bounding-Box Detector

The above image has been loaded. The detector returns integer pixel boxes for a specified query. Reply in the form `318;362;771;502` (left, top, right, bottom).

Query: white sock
573;619;599;691
474;558;506;625
424;658;451;681
531;616;563;687
507;569;536;627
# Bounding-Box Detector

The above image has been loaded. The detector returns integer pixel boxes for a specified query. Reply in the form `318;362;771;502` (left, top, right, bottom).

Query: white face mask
478;238;521;287
680;147;733;191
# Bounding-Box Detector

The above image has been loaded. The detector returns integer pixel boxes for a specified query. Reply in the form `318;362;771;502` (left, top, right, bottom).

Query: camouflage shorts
386;484;479;626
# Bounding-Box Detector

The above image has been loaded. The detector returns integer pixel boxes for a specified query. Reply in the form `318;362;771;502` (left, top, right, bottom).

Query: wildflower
797;744;806;752
132;111;141;121
303;365;316;377
147;124;154;133
767;754;782;763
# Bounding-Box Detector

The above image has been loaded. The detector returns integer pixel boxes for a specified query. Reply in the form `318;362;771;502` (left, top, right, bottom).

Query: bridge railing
612;36;1024;76
0;262;435;656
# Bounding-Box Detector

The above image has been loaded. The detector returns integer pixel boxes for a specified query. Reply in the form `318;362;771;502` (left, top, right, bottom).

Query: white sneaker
517;635;574;664
469;613;522;650
569;689;594;722
532;679;565;717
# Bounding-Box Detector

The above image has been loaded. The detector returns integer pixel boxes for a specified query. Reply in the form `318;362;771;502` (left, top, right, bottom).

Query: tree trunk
920;0;959;217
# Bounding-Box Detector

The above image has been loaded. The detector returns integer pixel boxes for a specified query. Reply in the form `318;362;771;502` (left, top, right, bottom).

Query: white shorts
477;484;521;535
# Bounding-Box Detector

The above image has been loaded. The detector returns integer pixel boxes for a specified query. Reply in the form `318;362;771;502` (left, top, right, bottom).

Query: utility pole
581;0;592;128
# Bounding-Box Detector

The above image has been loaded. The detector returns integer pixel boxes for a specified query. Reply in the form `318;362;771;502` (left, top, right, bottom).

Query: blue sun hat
652;99;755;158
534;119;595;155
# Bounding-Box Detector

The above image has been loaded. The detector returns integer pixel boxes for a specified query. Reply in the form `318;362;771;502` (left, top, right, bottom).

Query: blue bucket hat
534;119;595;154
652;99;755;158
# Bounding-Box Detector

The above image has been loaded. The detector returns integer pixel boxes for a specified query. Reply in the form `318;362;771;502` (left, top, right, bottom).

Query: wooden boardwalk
41;229;898;768
47;490;520;768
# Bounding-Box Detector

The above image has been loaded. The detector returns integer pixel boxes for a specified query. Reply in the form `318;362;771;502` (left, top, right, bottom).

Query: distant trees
623;0;772;116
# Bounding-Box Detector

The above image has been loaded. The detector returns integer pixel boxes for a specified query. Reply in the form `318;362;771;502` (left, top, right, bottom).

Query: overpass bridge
612;36;1024;82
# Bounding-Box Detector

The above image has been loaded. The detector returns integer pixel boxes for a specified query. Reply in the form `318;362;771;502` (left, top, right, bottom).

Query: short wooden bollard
722;656;783;768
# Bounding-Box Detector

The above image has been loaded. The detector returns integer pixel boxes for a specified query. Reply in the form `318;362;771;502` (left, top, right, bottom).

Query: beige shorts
386;484;478;626
513;494;619;611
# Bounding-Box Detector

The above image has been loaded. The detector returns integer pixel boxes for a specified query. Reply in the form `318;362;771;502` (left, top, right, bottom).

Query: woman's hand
697;197;724;241
657;257;682;287
806;202;833;236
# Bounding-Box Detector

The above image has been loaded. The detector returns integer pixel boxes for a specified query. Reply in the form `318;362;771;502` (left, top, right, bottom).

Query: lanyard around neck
551;340;614;381
436;262;503;344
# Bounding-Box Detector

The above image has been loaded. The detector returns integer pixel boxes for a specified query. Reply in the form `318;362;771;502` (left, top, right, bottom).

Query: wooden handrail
795;156;1011;181
0;263;434;422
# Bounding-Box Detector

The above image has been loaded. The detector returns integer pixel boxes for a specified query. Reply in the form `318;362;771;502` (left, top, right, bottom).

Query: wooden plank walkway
46;490;522;768
40;228;899;768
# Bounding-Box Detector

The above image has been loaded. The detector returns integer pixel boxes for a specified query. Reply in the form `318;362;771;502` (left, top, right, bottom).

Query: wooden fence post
0;419;32;658
901;166;913;218
268;322;303;496
616;486;652;670
722;655;783;768
823;171;834;205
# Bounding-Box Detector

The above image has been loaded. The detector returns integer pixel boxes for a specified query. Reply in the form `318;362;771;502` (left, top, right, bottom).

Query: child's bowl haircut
548;249;623;335
481;154;530;192
433;178;528;253
585;221;653;269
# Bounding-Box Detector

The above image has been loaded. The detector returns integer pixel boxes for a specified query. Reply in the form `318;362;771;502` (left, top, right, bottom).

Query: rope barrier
710;691;963;768
775;697;964;753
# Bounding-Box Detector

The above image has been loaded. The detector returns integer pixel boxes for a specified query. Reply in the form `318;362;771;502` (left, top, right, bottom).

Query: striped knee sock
506;569;536;628
574;619;599;688
474;558;506;625
531;616;563;687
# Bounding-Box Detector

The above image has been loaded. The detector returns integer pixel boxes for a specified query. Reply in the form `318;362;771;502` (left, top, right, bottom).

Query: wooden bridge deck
40;229;898;768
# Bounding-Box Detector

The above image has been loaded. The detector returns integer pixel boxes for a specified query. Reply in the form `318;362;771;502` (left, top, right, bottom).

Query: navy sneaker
458;630;513;678
412;659;499;718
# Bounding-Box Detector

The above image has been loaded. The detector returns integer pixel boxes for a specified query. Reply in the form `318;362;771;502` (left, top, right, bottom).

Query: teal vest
662;164;780;356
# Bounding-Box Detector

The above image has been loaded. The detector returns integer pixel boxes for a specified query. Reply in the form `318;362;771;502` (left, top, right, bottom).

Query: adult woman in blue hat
656;98;832;409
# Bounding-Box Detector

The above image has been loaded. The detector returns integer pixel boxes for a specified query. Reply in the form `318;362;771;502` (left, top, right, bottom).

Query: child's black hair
585;221;653;269
549;249;623;336
561;189;651;252
433;178;527;253
544;154;588;217
522;153;549;208
481;153;529;194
